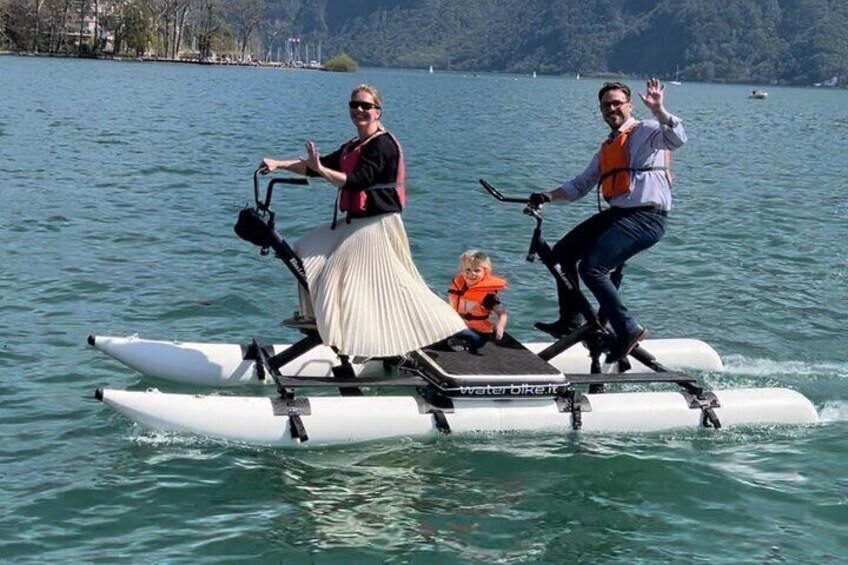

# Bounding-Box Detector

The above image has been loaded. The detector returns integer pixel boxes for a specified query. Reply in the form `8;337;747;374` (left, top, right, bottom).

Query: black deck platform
269;333;700;398
416;333;563;379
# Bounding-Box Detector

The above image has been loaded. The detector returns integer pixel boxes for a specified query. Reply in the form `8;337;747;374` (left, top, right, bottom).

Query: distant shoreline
1;51;843;88
0;50;324;70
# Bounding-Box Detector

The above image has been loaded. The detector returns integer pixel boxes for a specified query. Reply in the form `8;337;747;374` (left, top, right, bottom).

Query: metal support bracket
271;397;312;442
556;391;591;431
681;391;722;429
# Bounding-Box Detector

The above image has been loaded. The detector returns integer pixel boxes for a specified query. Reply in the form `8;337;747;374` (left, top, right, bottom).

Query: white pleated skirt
293;213;466;357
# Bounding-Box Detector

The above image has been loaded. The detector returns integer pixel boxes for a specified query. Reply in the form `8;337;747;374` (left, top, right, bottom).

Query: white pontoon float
91;175;818;446
87;334;723;386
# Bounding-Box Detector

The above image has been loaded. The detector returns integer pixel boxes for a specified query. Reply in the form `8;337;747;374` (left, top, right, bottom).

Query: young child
447;250;508;351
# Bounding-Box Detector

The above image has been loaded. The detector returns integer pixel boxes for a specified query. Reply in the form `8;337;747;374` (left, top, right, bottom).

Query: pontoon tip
94;388;104;401
87;335;95;347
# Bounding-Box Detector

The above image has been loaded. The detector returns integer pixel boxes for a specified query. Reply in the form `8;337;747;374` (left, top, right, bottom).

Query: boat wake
129;427;222;450
819;401;848;423
721;356;848;423
722;355;848;379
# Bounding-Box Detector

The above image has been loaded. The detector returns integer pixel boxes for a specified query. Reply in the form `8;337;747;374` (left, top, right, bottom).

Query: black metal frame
236;169;366;397
233;172;721;437
477;179;716;400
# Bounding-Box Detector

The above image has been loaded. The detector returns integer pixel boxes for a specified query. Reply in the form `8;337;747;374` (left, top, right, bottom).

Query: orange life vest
598;123;672;201
447;274;508;334
338;130;406;215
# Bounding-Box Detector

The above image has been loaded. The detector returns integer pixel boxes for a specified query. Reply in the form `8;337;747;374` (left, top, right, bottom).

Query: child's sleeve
481;293;501;310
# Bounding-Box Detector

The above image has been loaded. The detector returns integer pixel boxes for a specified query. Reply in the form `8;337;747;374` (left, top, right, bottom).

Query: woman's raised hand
304;141;321;172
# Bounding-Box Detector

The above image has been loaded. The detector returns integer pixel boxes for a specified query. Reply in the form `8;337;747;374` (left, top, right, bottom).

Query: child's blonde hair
459;249;493;274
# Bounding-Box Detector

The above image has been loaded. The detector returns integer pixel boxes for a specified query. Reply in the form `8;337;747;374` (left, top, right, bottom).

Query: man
530;78;686;363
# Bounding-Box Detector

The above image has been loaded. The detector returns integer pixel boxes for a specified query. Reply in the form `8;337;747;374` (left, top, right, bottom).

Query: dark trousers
456;328;492;350
549;206;666;338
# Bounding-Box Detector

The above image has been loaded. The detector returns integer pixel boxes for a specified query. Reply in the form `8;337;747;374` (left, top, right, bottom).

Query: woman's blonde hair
351;84;383;108
459;249;492;274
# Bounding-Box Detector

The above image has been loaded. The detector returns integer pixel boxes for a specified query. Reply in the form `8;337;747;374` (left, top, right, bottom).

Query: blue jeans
454;328;492;351
549;207;666;338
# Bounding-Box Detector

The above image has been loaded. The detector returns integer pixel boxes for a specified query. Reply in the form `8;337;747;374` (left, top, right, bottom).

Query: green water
1;56;846;563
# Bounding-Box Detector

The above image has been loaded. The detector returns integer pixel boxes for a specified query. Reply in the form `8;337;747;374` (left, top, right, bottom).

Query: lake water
1;55;847;563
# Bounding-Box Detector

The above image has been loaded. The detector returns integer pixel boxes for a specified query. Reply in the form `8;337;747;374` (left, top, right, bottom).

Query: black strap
571;396;583;430
554;391;585;431
332;181;403;229
461;313;489;321
331;190;341;230
289;414;309;441
431;410;451;434
596;165;670;210
701;406;721;429
597;165;669;186
271;398;312;442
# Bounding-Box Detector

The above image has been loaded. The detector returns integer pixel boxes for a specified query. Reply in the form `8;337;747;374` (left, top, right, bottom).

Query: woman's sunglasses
348;101;381;111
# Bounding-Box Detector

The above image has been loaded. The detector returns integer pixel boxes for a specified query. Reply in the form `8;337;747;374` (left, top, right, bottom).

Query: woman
261;84;465;357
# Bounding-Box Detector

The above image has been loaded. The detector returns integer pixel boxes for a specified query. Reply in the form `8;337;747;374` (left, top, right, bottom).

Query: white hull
89;335;724;386
97;387;819;447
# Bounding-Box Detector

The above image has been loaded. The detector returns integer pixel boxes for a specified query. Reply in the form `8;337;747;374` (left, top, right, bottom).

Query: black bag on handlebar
234;207;274;249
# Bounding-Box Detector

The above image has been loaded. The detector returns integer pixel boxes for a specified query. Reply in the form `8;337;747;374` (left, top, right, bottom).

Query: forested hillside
311;0;846;85
3;0;845;85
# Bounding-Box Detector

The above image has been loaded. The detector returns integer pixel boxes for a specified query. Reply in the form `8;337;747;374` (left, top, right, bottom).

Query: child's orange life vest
448;274;508;334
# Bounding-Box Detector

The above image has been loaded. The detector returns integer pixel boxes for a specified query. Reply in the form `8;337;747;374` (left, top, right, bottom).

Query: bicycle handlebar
478;178;545;261
253;167;309;211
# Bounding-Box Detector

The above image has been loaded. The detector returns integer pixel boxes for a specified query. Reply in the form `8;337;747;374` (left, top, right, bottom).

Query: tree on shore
323;52;355;72
111;0;154;56
155;0;192;59
227;0;264;61
193;0;225;61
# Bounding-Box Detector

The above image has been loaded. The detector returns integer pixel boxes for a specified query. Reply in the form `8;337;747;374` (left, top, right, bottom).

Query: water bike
91;172;818;446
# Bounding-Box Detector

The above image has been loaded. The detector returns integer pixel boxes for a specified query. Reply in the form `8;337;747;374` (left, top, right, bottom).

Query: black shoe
534;316;584;338
605;326;648;364
447;336;469;352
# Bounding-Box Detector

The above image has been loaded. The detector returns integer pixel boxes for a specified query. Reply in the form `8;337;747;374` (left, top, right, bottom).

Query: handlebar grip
273;178;309;185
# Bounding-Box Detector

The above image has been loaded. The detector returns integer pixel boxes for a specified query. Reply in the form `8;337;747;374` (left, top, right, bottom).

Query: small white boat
669;65;682;86
749;90;768;99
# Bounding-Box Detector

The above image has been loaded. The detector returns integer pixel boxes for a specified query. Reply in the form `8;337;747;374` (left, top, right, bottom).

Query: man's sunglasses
349;101;381;111
600;100;630;110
